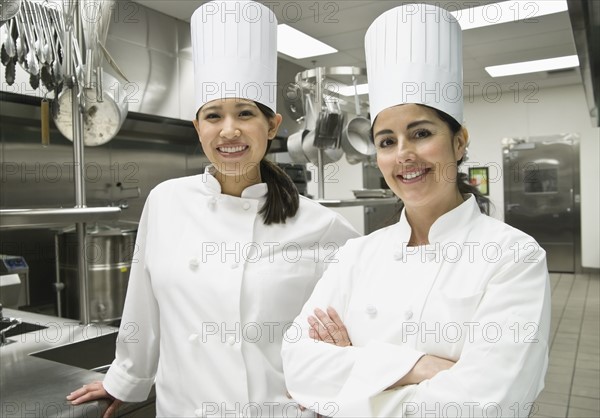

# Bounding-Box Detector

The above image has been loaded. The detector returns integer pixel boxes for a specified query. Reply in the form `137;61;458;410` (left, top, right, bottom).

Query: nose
220;117;241;139
396;137;416;163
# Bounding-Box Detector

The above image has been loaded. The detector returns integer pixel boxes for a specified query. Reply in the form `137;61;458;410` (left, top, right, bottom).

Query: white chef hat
191;0;278;114
365;3;463;125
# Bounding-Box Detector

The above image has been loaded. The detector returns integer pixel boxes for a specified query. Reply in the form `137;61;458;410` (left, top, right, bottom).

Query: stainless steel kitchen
1;1;598;417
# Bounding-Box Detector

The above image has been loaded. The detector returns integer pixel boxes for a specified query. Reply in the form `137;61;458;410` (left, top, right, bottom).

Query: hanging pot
342;116;376;164
314;108;344;150
287;129;309;164
302;130;344;166
53;72;128;146
0;0;21;27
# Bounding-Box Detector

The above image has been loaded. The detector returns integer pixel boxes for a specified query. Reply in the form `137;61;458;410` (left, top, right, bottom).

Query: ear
454;126;469;161
267;113;284;140
192;118;201;136
192;118;203;143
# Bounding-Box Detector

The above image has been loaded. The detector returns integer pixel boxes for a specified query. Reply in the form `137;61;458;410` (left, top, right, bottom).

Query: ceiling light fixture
335;83;369;97
485;55;580;77
450;0;568;30
277;24;338;59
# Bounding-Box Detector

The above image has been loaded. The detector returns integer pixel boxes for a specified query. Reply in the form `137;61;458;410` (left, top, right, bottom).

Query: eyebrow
200;102;255;114
374;119;435;137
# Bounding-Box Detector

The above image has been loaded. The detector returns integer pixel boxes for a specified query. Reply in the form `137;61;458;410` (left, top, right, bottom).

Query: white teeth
403;170;426;180
218;146;246;153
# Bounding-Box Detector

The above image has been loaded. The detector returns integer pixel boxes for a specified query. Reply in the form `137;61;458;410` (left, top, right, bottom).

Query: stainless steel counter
0;308;155;417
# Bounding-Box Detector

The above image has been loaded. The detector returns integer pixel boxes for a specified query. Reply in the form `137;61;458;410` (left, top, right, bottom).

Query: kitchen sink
29;332;117;372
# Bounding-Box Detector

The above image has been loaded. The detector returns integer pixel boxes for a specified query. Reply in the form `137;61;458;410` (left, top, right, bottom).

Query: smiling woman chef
281;4;551;417
66;1;358;417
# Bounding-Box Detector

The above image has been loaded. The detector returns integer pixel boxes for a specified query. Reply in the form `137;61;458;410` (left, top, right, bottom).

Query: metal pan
302;130;344;166
342;116;376;164
287;129;309;164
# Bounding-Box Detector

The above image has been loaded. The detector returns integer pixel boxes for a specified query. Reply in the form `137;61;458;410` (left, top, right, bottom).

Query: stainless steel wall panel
146;8;178;55
103;38;149;114
138;49;180;119
108;1;149;47
1;139;76;208
177;19;193;60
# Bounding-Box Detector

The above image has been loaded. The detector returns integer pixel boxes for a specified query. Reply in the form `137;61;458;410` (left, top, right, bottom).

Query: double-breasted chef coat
102;167;360;417
282;195;551;417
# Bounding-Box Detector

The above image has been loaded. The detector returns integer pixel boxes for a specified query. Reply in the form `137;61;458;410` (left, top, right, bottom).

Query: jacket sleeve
103;192;160;402
370;241;551;417
281;239;426;417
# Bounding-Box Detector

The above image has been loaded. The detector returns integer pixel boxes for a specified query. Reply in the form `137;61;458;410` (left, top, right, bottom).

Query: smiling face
192;98;282;190
374;104;468;213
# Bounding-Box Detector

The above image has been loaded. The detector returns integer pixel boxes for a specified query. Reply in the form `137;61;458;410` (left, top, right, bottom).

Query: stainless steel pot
302;129;344;166
342;117;376;164
53;72;128;146
287;129;309;164
0;0;21;27
56;223;137;323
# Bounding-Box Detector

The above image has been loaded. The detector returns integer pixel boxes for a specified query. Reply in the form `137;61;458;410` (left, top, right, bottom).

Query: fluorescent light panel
450;0;568;30
277;24;337;59
486;55;579;77
336;83;369;97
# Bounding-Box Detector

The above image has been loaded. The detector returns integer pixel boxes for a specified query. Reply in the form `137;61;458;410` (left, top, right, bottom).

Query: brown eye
414;129;431;139
378;138;395;148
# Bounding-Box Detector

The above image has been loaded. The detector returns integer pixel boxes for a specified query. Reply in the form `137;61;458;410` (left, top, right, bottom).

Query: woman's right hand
66;381;123;418
308;307;352;347
388;355;456;389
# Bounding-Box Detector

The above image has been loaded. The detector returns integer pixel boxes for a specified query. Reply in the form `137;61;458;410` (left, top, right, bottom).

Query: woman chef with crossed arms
66;1;358;417
282;4;550;417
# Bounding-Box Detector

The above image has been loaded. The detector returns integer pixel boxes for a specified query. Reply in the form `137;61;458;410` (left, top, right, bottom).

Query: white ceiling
133;0;581;95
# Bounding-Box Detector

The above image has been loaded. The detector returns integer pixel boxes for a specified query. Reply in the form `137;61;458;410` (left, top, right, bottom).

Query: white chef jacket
282;195;551;417
102;168;359;417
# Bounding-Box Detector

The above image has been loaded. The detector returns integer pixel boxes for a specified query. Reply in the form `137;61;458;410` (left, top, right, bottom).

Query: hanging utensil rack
293;66;369;199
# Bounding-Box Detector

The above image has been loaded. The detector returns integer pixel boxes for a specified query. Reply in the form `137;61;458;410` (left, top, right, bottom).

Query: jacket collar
397;194;480;244
201;165;268;200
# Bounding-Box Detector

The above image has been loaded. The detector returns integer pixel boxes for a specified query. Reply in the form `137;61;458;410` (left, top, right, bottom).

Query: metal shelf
0;207;121;230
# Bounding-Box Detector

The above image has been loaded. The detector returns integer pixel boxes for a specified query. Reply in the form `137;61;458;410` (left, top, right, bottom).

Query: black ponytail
258;159;300;224
255;102;300;225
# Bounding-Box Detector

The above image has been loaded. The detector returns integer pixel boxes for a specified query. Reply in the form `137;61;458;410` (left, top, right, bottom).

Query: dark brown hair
249;102;301;224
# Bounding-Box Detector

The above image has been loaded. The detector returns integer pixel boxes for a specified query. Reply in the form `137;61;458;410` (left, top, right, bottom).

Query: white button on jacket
102;168;360;417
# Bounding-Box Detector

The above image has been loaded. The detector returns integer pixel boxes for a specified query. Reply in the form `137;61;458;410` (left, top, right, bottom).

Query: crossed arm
307;307;455;389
